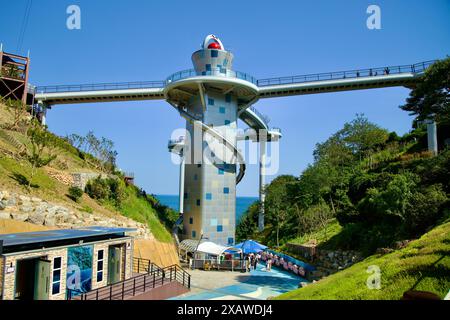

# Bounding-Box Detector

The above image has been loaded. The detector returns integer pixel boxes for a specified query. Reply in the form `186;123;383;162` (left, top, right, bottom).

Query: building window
219;107;225;114
224;120;231;125
206;193;212;200
223;187;229;194
97;250;104;283
220;68;226;74
211;50;218;58
208;98;214;105
184;192;188;199
196;199;201;206
217;225;223;232
218;168;224;175
52;257;62;295
228;237;234;245
205;64;211;71
197;163;202;168
189;217;193;224
225;94;231;103
223;58;228;67
192;230;196;238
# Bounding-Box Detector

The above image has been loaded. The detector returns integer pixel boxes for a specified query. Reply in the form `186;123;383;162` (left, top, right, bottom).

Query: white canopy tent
196;241;237;256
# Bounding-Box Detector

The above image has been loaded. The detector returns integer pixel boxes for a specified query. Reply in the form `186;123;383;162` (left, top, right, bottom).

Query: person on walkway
253;254;259;270
267;257;272;272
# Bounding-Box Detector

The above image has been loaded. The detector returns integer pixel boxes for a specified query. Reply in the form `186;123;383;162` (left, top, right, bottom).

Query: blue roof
0;226;136;247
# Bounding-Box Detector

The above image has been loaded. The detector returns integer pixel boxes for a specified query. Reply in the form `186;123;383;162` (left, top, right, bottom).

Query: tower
165;35;259;245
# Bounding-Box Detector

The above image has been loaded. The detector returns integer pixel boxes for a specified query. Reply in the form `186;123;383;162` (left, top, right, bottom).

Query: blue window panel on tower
211;50;218;58
206;193;212;200
217;225;223;232
225;94;232;103
219;107;225;114
220;68;226;74
218;168;224;175
196;199;201;206
227;237;234;245
189;217;193;224
210;218;217;226
208;98;214;105
224;120;230;125
201;71;206;76
223;187;229;194
192;230;196;238
206;64;211;71
223;58;228;67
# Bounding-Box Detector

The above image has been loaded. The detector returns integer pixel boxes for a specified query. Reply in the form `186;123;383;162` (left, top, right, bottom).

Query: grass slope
276;218;450;300
0;103;172;242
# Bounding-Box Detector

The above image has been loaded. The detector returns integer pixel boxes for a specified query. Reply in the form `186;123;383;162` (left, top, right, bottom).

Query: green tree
25;121;57;187
400;58;450;124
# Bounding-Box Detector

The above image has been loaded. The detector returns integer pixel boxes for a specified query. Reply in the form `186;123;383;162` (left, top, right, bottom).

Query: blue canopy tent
233;240;267;254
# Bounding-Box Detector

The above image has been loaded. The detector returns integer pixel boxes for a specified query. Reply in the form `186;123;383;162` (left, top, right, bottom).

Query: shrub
68;186;84;202
85;177;110;200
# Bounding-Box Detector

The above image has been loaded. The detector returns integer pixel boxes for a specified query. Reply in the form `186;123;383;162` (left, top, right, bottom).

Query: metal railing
34;60;437;95
190;258;247;271
256;60;437;87
165;68;258;85
67;258;190;300
247;106;270;126
36;80;165;93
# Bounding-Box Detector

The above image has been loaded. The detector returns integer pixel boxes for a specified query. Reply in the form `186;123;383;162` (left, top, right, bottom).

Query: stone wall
71;172;109;190
286;243;362;279
0;190;152;239
0;256;3;299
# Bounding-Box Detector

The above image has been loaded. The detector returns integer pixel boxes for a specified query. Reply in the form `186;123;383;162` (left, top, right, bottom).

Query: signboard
6;266;15;274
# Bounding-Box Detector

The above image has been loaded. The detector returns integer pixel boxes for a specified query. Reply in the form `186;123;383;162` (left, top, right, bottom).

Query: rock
376;247;394;255
11;212;29;221
44;216;56;226
0;211;11;219
7;197;16;206
20;204;34;213
27;212;46;225
18;195;31;204
0;201;6;210
31;197;42;202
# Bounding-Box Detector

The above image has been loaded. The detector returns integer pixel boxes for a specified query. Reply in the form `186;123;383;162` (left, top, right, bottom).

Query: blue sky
1;0;449;196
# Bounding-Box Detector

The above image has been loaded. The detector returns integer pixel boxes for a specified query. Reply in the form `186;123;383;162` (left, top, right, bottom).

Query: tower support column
426;119;438;156
258;135;267;232
178;151;185;214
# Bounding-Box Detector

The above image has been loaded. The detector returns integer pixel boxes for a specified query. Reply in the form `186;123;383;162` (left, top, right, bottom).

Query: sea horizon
155;194;258;222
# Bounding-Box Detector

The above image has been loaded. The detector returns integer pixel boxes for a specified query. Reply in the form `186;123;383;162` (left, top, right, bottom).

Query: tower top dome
202;35;224;50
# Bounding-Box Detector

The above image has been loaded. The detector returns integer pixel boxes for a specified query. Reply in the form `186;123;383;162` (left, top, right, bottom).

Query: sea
155;194;258;222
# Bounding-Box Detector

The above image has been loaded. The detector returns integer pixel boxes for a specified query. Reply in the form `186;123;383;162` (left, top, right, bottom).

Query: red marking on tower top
207;42;222;50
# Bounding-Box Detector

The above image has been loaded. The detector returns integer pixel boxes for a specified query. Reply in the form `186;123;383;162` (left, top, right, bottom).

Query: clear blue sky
1;1;449;196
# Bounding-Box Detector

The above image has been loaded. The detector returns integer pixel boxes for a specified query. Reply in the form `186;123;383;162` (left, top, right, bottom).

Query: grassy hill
0;101;175;243
276;217;450;300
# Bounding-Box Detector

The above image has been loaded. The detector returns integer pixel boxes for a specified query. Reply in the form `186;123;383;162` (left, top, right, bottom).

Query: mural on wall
66;245;93;294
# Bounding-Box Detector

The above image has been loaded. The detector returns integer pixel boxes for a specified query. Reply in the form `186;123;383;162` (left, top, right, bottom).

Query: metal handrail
257;60;437;87
165;68;258;85
35;60;437;95
36;80;165;93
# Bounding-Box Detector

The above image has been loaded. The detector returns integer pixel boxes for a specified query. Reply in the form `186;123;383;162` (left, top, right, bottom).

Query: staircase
67;257;190;300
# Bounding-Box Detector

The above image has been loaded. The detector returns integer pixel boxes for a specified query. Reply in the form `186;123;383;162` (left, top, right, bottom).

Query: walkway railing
67;258;190;300
256;60;437;87
190;258;247;271
165;68;258;85
36;80;165;93
35;60;437;94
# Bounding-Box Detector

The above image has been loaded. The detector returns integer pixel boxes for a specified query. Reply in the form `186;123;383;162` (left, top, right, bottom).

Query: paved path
171;263;305;300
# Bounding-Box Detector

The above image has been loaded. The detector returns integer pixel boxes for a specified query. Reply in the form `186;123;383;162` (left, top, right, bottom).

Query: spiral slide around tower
176;108;246;184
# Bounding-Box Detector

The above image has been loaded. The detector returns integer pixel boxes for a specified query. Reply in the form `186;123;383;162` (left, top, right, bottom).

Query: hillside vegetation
276;217;450;300
0;100;177;242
